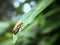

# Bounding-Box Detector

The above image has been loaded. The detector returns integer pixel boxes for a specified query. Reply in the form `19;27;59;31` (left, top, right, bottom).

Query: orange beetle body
13;22;23;35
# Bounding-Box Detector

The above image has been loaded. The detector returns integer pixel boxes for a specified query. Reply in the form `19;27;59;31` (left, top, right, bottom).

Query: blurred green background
0;0;60;45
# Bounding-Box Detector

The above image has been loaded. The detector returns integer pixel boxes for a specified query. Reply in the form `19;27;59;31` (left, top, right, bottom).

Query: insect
13;22;23;35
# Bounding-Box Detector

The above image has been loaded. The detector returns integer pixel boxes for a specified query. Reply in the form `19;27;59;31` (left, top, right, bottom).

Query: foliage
0;0;60;45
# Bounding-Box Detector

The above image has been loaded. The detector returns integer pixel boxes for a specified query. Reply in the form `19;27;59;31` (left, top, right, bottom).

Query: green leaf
0;22;11;34
38;33;59;45
13;0;54;44
45;7;60;18
42;22;60;34
0;39;12;45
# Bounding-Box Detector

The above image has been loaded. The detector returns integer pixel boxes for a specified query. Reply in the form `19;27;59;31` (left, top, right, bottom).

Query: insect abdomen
13;28;19;35
13;22;23;35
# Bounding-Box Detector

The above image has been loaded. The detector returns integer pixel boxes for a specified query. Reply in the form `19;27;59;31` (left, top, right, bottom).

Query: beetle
13;22;23;35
